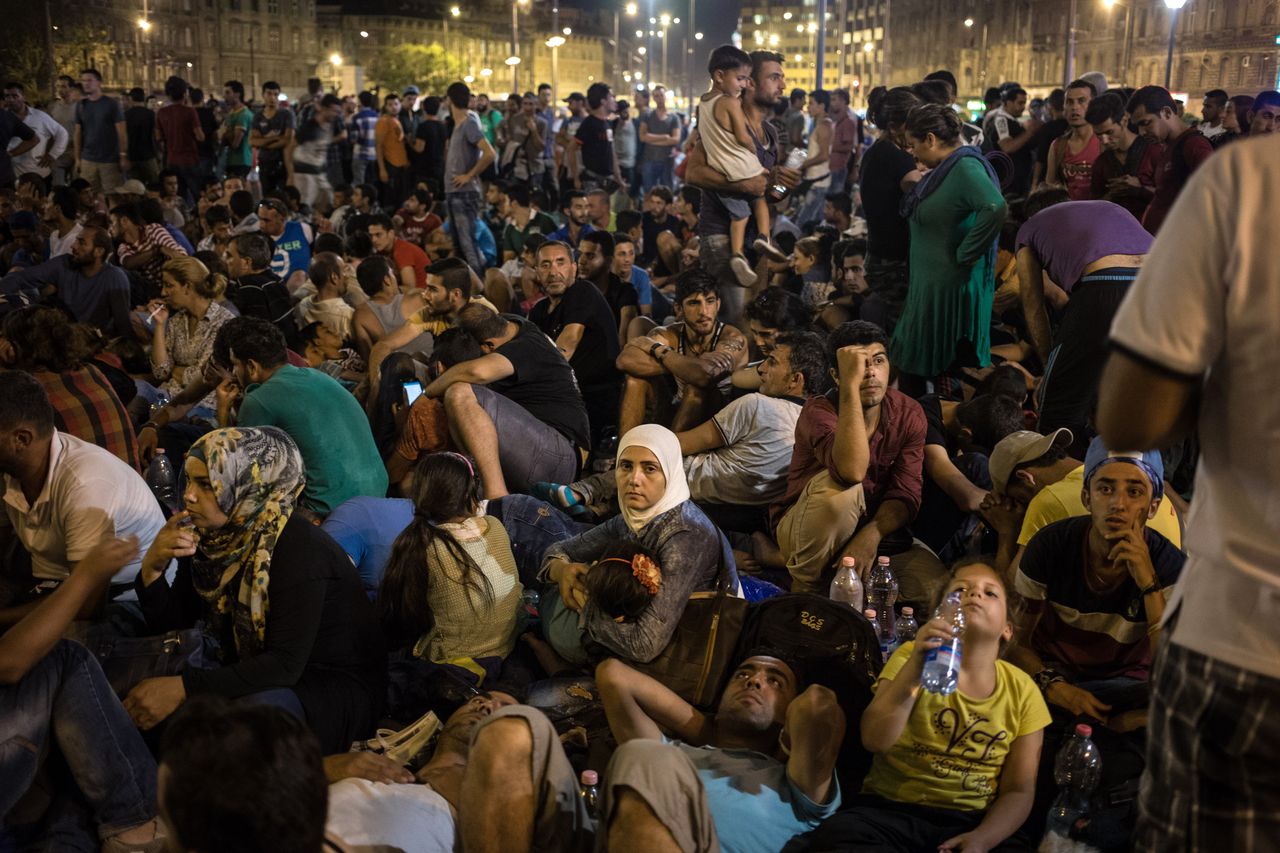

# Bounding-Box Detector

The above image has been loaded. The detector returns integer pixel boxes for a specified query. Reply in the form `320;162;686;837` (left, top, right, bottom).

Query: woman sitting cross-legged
540;424;733;666
378;452;524;719
123;427;386;753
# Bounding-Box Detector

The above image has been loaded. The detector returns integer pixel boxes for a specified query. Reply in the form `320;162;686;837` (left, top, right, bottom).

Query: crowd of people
0;46;1276;853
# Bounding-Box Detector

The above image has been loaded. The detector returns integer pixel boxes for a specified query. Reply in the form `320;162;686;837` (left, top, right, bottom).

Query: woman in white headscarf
539;424;732;664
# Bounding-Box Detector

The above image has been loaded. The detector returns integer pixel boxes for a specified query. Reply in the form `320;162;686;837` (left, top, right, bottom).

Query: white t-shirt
1;432;165;589
685;393;803;506
325;778;456;853
48;222;83;259
1109;136;1280;679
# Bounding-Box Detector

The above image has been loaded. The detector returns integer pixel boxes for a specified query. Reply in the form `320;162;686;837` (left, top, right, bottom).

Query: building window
268;0;278;11
268;26;281;52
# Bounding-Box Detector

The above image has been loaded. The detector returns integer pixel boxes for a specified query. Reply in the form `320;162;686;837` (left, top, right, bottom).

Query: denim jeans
487;495;590;588
352;156;374;187
699;233;745;326
446;191;485;272
794;176;832;231
639;159;673;194
0;640;156;836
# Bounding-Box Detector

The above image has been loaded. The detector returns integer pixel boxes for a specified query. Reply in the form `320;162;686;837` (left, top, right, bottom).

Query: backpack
230;276;300;350
733;593;883;792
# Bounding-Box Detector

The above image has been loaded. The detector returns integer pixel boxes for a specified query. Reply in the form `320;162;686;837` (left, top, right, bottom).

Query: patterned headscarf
187;427;305;657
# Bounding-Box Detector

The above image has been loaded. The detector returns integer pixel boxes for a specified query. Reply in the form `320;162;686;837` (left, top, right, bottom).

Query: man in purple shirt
1016;195;1152;455
769;321;929;598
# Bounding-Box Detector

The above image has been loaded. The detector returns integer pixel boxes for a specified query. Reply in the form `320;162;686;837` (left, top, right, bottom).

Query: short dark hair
222;317;287;369
776;331;830;395
1253;90;1280;111
1022;186;1071;219
367;212;394;232
0;370;55;436
750;51;785;87
308;251;344;289
586;82;612;110
974;362;1028;403
825;193;852;217
560;189;586;211
356;254;397;296
430;327;485;369
708;44;753;76
233;232;273;271
423;95;442;114
924;70;957;94
831;87;850;105
580;230;615;259
506;184;531;208
1002;86;1028;103
227;189;255;219
447;81;471;109
223;79;245;99
955;394;1026;453
646;186;673;205
1126;85;1175;116
789;87;807;104
313;232;344;255
109;202;144;226
262;80;280;92
50;186;78;220
828;320;888;369
1085;91;1126;126
871;86;922;130
164;75;188;101
745;287;809;331
458;303;508;341
616;209;642;233
160;697;327;853
1203;88;1229;106
674;267;719;304
427;256;473;297
1066;78;1096;98
320;93;341;108
358;90;375;109
809;89;830;111
80;68;102;81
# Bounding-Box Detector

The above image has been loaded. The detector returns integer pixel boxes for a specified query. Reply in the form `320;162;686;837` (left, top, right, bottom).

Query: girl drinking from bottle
790;560;1050;852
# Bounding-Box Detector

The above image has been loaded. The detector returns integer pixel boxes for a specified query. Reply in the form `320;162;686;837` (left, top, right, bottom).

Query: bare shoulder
717;325;748;352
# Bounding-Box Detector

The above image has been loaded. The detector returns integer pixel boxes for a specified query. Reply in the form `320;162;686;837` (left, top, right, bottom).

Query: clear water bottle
149;390;171;419
829;556;864;611
867;556;899;661
1044;724;1103;843
897;607;919;644
145;449;181;515
579;770;600;819
920;590;965;695
863;608;879;644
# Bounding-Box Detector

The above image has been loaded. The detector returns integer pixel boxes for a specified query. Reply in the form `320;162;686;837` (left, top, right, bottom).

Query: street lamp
443;6;460;59
1163;0;1187;89
964;17;974;27
359;30;368;38
329;52;342;66
616;3;639;93
511;0;529;92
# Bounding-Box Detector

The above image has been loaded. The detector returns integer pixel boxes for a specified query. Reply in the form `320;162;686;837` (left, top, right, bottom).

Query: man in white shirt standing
3;82;69;181
0;372;165;627
1098;135;1280;852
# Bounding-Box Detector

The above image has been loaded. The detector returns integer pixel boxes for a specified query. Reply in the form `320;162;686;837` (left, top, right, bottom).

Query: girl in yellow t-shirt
796;561;1051;852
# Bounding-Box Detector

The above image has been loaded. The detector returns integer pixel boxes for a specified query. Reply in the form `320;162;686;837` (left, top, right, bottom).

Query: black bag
632;554;747;710
734;593;883;791
81;627;217;698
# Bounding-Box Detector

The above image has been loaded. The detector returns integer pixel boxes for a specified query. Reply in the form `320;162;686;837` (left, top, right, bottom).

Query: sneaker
351;709;442;769
752;237;788;261
729;253;756;287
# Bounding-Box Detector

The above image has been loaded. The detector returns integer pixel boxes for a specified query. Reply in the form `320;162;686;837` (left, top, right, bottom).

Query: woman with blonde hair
147;255;235;420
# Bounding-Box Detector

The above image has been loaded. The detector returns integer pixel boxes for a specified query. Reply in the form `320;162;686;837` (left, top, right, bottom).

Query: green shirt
478;108;503;146
238;365;388;513
223;106;254;167
500;211;558;259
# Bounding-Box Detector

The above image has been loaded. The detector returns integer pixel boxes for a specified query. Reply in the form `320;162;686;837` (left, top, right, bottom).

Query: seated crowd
2;53;1229;853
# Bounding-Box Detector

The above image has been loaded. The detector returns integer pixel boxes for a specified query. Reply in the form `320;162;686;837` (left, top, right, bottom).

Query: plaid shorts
1136;638;1280;851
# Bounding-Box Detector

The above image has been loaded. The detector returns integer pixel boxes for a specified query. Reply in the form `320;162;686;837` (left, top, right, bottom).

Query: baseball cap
402;85;420;96
113;179;148;196
563;92;585;103
1083;436;1165;502
989;428;1073;494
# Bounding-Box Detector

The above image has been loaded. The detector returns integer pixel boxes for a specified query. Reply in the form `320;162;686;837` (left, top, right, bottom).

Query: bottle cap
863;609;876;619
901;607;913;616
580;770;598;785
877;555;890;566
840;556;856;568
1075;724;1092;738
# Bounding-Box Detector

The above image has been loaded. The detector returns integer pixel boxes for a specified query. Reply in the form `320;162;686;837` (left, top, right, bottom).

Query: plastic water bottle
149;390;170;418
863;609;879;644
579;770;600;819
867;556;899;661
1044;724;1103;843
829;556;864;611
897;607;919;644
920;590;965;695
145;449;181;515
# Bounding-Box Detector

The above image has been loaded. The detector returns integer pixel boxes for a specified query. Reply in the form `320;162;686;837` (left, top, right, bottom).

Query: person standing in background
154;76;205;206
73;69;127;194
47;75;80;186
124;87;160;185
219;80;253;180
250;81;295;196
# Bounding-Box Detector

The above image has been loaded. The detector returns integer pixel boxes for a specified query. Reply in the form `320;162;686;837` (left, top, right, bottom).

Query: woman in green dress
890;104;1007;392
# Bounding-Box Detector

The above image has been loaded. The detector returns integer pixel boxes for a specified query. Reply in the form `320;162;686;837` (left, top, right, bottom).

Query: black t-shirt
252;108;295;165
195;106;219;159
640;212;681;266
598;273;639;328
1033;118;1070;168
575;114;614;176
414;120;449;178
858;137;915;262
527;279;621;390
491;315;592;448
124;106;157;162
0;111;35;186
918;394;952;452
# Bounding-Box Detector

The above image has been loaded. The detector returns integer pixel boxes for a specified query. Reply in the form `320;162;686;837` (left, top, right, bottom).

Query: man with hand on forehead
1009;437;1184;729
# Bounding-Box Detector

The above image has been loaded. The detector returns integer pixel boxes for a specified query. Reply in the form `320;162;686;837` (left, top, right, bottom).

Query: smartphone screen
402;380;424;407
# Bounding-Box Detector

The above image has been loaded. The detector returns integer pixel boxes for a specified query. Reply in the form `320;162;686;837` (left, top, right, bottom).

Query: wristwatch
1034;667;1065;693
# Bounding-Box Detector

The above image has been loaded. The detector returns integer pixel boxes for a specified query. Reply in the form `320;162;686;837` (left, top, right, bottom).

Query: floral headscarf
188;427;305;656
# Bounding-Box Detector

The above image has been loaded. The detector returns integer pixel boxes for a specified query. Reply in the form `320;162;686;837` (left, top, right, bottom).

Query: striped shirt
1016;516;1185;681
350;108;380;161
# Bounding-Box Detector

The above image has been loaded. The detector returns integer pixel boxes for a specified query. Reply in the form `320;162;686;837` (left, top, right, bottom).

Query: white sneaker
351;709;441;768
729;253;756;287
752;237;789;262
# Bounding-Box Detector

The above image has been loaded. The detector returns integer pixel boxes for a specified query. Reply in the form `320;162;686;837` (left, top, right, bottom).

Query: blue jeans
0;640;156;835
794;176;832;231
639;159;673;194
446;191;485;272
352;157;374;186
487;495;590;588
242;687;307;721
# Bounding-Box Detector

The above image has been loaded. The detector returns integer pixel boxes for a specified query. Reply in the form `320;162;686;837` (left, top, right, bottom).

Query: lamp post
617;3;638;94
444;6;459;60
659;13;670;86
1164;0;1187;89
814;0;827;90
511;0;529;92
